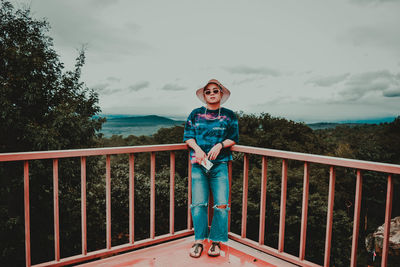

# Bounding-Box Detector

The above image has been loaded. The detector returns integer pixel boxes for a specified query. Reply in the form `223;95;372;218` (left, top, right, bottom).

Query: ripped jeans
190;162;230;242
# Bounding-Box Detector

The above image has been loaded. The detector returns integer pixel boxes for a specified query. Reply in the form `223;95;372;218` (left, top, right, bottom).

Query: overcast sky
11;0;400;122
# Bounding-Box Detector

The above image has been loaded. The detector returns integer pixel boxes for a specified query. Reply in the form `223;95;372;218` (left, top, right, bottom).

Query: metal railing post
259;156;268;245
350;170;362;267
278;159;288;253
299;162;309;260
53;159;60;261
324;166;335;267
241;153;249;238
24;161;31;267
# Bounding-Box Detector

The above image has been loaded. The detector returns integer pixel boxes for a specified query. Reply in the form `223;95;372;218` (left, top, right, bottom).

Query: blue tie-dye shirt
183;106;239;163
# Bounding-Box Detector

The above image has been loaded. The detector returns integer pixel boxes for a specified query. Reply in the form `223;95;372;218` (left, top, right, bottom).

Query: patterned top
183;106;239;163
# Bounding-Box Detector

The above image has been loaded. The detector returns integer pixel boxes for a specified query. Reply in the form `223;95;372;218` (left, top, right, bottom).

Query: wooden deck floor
77;236;298;267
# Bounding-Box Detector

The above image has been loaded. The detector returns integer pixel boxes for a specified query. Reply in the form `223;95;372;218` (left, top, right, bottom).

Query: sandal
189;243;203;258
208;242;221;257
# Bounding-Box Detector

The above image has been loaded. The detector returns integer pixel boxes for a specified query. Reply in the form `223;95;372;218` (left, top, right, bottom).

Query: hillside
101;115;185;137
307;122;361;130
100;115;397;136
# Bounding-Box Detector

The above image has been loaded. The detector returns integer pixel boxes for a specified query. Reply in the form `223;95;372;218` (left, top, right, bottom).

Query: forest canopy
1;1;399;266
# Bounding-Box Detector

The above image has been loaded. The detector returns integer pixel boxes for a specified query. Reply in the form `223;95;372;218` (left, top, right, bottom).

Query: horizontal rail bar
229;232;321;267
231;145;400;174
32;229;194;267
2;144;400;175
0;144;188;162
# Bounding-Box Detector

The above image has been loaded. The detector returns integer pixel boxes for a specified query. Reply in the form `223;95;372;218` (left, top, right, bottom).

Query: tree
0;1;105;265
0;1;104;153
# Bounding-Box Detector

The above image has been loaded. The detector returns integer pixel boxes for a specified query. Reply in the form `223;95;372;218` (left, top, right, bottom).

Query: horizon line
97;113;398;124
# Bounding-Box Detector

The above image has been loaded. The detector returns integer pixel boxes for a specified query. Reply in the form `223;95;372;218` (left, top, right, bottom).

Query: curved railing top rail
232;145;400;174
1;143;399;174
0;143;188;162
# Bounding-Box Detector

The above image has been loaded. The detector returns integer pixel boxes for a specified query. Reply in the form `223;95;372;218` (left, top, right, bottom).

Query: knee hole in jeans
212;204;230;211
190;202;208;208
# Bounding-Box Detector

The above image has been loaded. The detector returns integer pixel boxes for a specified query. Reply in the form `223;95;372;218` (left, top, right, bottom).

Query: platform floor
77;236;298;267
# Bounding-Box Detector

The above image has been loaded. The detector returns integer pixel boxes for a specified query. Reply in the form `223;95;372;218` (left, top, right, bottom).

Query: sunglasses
204;89;221;95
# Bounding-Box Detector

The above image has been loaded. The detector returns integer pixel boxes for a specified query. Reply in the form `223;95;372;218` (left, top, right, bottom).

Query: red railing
229;145;399;267
1;144;193;267
1;144;399;267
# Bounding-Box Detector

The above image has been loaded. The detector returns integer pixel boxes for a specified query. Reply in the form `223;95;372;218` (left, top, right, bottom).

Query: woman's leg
208;162;229;243
190;163;210;241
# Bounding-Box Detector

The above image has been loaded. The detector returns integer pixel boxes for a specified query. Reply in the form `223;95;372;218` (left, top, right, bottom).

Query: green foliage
237;112;324;154
3;108;400;265
0;1;104;153
0;1;105;265
1;1;400;265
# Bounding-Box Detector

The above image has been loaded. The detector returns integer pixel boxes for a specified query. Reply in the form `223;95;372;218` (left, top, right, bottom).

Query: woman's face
203;83;222;104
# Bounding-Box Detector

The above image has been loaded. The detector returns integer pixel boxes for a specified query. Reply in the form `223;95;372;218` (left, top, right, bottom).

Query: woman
183;79;239;258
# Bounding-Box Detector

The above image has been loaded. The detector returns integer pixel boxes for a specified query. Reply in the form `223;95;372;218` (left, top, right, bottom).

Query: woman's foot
208;241;221;257
189;241;203;258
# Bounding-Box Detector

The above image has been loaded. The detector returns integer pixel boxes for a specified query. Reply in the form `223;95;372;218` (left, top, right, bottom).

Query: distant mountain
307;122;361;130
338;117;396;124
105;115;184;127
99;114;397;136
100;115;185;137
307;116;397;130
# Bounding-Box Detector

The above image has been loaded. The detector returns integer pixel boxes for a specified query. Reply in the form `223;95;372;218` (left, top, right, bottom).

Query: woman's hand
194;148;207;164
207;143;223;160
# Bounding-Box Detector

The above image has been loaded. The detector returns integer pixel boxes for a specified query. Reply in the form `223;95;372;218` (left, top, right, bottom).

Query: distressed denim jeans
190;162;230;242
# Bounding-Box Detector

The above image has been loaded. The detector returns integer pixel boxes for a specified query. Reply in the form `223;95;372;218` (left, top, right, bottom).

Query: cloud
30;1;151;58
93;83;123;95
224;65;282;77
383;89;400;97
107;76;121;82
90;0;122;7
124;22;141;32
161;83;187;91
349;0;400;5
128;81;150;92
339;70;400;100
232;78;257;86
307;73;350;87
338;25;400;51
93;80;149;95
93;83;109;91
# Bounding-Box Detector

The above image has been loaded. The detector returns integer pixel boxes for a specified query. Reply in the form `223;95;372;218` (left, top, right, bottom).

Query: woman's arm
185;138;207;164
207;139;236;160
220;139;235;148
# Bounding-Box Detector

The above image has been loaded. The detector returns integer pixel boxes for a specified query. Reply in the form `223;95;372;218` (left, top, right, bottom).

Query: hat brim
196;80;231;104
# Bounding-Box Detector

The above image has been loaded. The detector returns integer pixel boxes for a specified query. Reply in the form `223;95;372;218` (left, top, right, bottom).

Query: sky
10;0;400;122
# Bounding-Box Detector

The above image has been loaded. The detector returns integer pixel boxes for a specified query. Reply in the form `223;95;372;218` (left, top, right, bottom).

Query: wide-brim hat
196;79;231;104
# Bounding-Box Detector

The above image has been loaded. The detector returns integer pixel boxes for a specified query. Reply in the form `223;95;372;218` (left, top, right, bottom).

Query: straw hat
196;79;231;104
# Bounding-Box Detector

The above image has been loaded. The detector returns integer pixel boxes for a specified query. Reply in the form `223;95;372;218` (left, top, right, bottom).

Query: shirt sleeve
183;110;196;142
226;112;239;143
